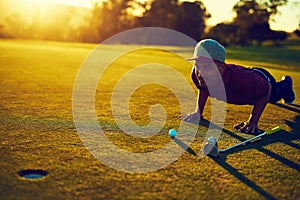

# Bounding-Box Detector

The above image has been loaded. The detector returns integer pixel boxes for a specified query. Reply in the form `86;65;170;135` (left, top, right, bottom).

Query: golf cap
187;39;226;62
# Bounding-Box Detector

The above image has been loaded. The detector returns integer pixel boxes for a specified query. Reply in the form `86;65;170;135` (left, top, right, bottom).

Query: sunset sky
0;0;299;32
201;0;300;32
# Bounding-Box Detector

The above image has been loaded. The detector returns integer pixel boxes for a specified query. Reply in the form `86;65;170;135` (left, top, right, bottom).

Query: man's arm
236;82;272;133
180;68;209;122
180;88;209;122
195;89;209;118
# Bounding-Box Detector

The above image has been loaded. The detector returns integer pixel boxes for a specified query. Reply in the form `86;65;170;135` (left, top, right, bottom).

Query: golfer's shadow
173;119;282;200
210;126;300;199
174;116;299;199
205;116;299;199
177;115;300;168
212;120;298;165
218;129;300;170
172;135;275;200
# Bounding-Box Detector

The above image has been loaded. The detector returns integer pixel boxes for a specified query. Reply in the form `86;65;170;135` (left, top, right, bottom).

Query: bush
261;40;276;47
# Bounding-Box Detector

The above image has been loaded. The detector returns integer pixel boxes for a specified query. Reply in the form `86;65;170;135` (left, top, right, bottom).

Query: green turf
226;46;300;70
0;39;299;199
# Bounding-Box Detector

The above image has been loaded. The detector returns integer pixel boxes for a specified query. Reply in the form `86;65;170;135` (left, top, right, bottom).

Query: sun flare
25;0;99;9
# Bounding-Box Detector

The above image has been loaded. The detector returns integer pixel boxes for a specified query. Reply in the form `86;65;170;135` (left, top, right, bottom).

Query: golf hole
18;169;48;180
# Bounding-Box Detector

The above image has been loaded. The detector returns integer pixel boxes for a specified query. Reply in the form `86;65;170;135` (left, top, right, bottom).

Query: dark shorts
251;68;280;103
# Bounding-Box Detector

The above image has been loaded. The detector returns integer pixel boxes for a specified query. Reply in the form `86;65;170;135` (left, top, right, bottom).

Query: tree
259;0;288;15
232;0;272;45
294;23;300;37
0;24;9;38
206;23;239;46
3;14;27;39
137;0;182;29
207;0;288;46
137;0;210;41
77;0;137;43
175;1;210;41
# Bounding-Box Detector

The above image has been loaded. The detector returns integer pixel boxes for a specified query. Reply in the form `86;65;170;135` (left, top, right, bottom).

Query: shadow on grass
175;115;300;199
189;115;299;199
220;115;300;171
198;118;300;172
210;156;276;200
284;115;300;150
174;120;277;199
290;103;300;109
271;103;300;114
219;129;300;172
172;138;197;156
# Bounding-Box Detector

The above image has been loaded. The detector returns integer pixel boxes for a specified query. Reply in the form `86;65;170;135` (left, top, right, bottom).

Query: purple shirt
192;64;269;105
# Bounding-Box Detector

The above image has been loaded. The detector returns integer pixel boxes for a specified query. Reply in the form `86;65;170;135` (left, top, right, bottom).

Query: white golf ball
169;129;177;138
208;137;217;143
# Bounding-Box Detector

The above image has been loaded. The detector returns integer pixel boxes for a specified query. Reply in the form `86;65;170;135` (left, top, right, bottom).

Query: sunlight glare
28;0;95;9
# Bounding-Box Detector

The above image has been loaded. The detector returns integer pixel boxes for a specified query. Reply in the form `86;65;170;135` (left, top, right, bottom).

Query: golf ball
169;129;177;138
208;137;217;143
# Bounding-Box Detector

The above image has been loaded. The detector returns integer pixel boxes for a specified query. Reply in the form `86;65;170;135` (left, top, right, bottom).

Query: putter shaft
219;126;283;153
219;132;265;152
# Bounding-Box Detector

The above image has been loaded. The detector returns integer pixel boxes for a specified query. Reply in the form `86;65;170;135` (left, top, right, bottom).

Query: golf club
205;126;283;157
219;125;283;152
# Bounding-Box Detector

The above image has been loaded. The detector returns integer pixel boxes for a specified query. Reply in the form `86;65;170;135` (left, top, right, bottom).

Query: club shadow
271;103;300;113
290;103;300;109
284;115;300;150
180;117;299;199
198;118;300;171
210;156;276;200
172;137;197;156
171;127;275;199
219;129;300;172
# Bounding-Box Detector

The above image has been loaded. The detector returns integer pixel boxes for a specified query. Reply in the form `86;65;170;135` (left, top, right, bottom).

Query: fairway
0;39;299;199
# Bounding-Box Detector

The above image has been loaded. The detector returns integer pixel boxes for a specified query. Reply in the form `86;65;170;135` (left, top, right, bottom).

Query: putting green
0;40;299;199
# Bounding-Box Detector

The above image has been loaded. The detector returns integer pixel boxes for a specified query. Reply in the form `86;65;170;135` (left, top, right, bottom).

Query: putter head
204;143;219;157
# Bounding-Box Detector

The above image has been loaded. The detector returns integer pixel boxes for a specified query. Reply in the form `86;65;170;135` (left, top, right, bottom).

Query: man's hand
235;82;271;134
234;122;264;134
179;112;203;123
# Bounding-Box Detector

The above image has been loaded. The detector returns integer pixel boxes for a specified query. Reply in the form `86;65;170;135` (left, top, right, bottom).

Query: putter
219;125;283;153
205;126;283;157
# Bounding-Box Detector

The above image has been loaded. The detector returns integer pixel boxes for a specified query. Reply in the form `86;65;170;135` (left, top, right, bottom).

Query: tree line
0;0;299;46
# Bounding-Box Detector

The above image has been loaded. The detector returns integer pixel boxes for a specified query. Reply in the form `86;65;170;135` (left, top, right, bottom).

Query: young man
180;39;295;134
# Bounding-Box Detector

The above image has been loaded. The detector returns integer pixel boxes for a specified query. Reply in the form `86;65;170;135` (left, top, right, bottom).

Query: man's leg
277;76;295;104
251;68;280;103
253;68;295;104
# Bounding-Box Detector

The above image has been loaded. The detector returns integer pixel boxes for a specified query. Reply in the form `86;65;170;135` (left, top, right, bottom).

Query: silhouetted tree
0;0;212;43
233;0;271;45
207;0;288;46
4;14;27;39
77;0;137;42
136;0;210;41
206;23;239;46
295;23;300;37
234;0;288;45
137;0;182;29
261;0;288;15
0;24;9;38
175;1;210;41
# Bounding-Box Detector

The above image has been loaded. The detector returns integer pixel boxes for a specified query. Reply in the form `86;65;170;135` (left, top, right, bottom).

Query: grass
226;45;300;70
0;39;299;199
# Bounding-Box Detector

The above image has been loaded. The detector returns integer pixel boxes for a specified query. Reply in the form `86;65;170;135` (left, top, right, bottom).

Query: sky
0;0;299;32
201;0;300;32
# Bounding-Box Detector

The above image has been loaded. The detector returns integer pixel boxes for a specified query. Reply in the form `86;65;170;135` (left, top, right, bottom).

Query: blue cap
187;39;226;62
